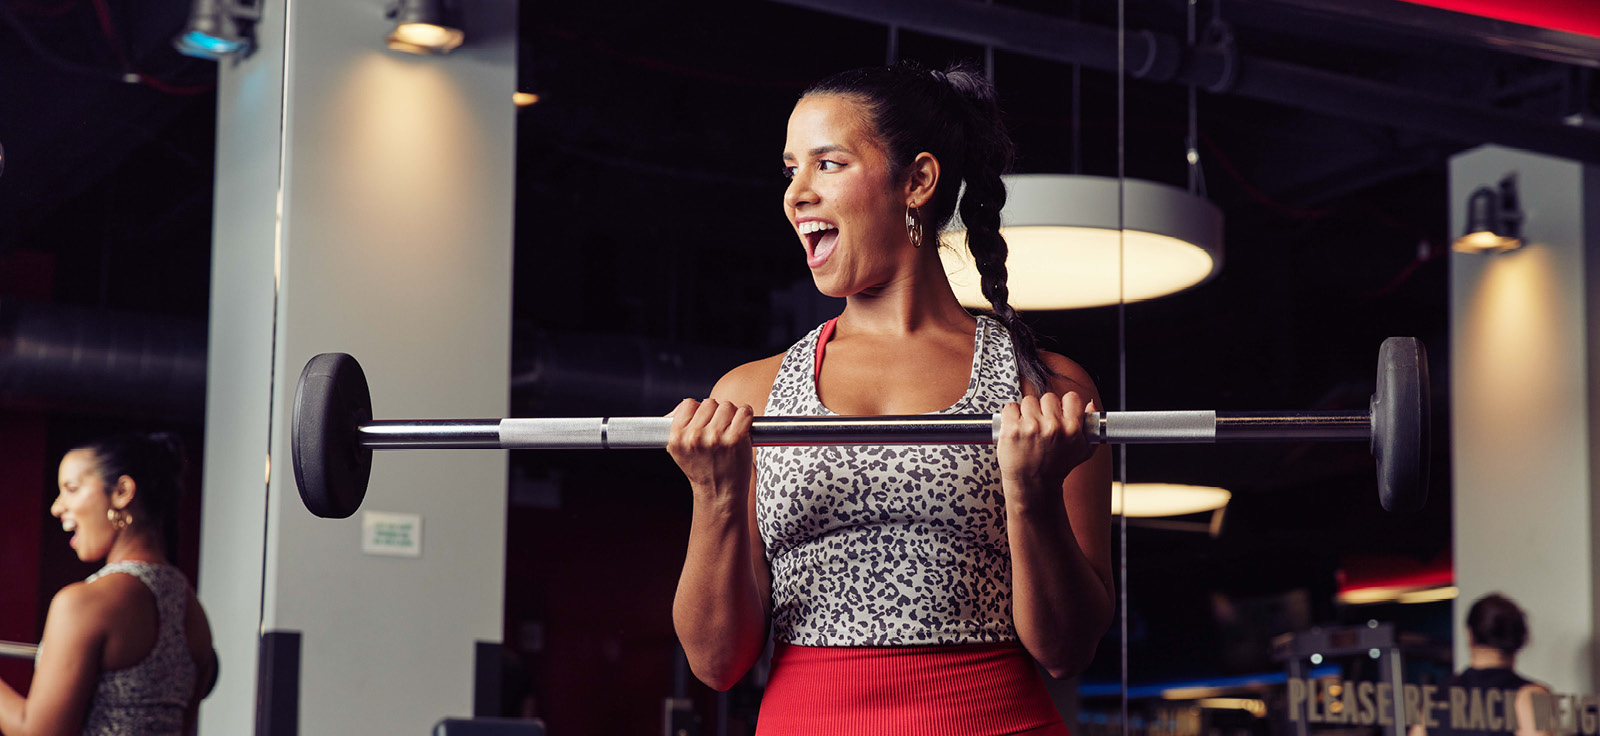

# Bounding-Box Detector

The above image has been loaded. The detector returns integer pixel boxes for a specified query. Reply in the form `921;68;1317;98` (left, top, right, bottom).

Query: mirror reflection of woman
667;62;1114;735
0;434;215;736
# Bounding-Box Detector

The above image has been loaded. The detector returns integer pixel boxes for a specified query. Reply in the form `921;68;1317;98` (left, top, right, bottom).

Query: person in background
1414;592;1552;736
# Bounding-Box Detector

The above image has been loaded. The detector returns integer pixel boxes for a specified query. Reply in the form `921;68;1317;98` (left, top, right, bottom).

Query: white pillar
1449;145;1600;693
199;0;516;732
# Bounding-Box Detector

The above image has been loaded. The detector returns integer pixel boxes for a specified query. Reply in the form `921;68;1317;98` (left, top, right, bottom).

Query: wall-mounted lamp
174;0;260;60
1452;175;1523;254
387;0;464;55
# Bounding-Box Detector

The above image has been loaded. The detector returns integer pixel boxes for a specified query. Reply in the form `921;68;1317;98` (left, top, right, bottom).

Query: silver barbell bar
0;640;38;660
355;410;1373;450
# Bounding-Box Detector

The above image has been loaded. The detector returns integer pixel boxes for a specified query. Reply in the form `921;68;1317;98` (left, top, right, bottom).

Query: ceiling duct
0;300;207;421
766;0;1600;164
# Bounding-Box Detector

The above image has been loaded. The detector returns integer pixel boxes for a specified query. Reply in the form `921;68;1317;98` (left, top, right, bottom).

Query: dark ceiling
3;0;1598;693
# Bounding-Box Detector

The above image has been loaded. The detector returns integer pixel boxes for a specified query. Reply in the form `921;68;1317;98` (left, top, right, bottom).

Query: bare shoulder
709;353;785;414
1037;350;1101;400
44;581;114;641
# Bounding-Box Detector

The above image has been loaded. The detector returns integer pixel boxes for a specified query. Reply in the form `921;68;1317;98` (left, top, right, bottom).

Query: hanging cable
1116;0;1130;735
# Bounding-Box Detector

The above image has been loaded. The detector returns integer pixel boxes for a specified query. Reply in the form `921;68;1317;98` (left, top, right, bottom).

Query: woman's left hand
997;392;1099;506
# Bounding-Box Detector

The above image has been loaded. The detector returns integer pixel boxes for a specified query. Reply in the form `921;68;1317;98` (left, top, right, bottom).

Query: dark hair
74;432;187;557
803;61;1056;392
1466;593;1528;655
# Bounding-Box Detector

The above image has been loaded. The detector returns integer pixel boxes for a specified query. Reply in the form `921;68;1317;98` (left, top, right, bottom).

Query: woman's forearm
1;677;28;735
1006;494;1115;679
672;494;767;691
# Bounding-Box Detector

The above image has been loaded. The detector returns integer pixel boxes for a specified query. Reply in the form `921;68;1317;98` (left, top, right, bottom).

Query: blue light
1079;666;1344;699
175;30;246;59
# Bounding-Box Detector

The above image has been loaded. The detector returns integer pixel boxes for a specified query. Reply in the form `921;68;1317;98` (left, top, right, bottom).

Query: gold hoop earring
906;207;924;248
107;508;132;530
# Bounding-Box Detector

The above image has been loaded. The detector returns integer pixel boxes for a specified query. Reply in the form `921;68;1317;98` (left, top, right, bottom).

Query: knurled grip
1088;410;1218;443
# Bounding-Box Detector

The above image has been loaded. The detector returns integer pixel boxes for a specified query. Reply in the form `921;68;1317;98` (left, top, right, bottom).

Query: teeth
798;221;837;235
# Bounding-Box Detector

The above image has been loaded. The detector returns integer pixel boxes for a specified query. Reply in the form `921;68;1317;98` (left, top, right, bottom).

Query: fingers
668;398;753;450
1007;393;1091;439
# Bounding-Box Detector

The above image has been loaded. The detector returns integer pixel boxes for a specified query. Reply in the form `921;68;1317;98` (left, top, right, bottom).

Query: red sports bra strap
815;317;839;379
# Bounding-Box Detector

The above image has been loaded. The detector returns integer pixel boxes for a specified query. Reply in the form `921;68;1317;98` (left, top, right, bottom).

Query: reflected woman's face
51;450;121;563
781;94;915;298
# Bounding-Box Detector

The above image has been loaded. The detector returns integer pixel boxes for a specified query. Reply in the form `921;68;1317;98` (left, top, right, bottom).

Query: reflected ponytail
74;432;188;560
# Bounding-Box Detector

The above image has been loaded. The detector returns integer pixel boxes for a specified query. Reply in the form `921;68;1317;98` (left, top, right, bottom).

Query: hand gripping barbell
292;337;1429;519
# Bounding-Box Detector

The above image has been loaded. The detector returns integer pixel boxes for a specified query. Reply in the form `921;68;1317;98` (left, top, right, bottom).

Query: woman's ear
905;152;940;208
110;475;138;510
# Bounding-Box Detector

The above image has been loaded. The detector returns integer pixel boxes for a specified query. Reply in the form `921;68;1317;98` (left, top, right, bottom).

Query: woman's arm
999;353;1116;679
0;584;105;736
669;360;778;691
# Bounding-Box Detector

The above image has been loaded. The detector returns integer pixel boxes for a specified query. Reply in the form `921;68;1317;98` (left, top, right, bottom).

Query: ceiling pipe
766;0;1600;164
0;300;207;421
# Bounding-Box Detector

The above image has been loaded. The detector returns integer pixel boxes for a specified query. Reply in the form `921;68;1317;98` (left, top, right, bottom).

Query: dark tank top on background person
1428;667;1539;736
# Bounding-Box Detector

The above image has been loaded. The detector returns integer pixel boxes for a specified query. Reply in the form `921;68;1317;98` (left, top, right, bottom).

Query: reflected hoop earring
906;207;924;248
107;508;132;530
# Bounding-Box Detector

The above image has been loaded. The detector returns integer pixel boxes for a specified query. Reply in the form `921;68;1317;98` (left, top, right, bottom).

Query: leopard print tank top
757;316;1022;646
79;561;196;736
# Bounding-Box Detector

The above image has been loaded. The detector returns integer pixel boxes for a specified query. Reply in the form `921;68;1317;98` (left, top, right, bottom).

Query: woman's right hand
665;398;755;503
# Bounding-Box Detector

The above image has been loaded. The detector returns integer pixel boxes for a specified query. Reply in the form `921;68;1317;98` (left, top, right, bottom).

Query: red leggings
756;642;1073;736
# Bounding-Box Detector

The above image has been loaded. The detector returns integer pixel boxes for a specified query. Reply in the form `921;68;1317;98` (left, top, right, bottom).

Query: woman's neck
840;247;972;335
1468;646;1514;669
106;528;167;566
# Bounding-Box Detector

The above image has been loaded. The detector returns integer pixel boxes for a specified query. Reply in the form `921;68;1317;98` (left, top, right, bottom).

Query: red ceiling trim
1393;0;1600;39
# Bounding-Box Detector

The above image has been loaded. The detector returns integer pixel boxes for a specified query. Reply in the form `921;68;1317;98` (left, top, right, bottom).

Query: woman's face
51;450;123;562
782;94;913;297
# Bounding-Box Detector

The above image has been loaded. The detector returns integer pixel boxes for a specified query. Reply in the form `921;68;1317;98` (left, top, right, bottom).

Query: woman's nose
784;171;816;211
49;494;64;517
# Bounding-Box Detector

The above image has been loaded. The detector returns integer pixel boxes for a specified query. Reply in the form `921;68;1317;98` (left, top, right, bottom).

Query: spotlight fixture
1453;175;1523;254
174;0;260;60
386;0;464;55
944;175;1224;310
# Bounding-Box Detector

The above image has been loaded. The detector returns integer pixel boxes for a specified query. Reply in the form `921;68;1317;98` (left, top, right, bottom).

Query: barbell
292;337;1430;519
0;640;38;661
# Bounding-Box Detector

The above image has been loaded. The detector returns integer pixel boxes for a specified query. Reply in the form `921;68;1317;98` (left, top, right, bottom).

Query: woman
1413;593;1552;736
667;62;1114;734
0;434;216;736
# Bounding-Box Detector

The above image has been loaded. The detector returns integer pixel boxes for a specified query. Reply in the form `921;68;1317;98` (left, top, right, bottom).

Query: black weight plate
1372;337;1430;512
292;353;373;519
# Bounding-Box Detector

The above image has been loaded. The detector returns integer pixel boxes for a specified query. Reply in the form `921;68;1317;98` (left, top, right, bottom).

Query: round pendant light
943;174;1224;310
1111;482;1231;518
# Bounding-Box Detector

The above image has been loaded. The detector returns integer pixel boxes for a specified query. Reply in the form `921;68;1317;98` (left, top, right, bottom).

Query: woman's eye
781;166;796;180
818;160;843;171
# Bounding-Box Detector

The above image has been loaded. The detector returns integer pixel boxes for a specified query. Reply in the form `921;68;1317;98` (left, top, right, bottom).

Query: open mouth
799;221;839;267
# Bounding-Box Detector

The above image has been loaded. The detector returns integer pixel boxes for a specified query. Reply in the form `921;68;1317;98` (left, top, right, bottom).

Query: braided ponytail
804;61;1057;392
942;70;1055;393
